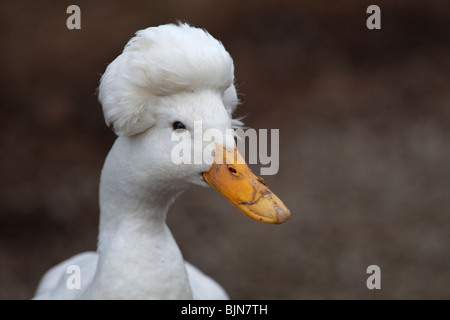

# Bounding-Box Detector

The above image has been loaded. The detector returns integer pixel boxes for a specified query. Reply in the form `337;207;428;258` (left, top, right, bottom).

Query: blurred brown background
1;0;449;299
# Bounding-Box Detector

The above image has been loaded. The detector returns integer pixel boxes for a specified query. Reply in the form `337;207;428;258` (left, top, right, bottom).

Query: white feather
34;23;241;300
98;23;239;136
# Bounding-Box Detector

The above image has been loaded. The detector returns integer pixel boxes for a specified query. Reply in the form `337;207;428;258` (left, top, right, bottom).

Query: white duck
33;23;290;300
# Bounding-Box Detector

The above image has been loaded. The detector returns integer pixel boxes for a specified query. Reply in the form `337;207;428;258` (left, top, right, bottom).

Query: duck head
98;23;290;224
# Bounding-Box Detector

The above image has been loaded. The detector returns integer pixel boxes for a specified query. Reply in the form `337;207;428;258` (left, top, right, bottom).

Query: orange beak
203;144;290;224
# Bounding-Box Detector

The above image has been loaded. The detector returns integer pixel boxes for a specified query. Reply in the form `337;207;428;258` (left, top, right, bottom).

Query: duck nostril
228;166;238;175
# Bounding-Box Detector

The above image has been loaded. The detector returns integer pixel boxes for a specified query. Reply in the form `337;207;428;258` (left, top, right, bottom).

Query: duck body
33;254;227;299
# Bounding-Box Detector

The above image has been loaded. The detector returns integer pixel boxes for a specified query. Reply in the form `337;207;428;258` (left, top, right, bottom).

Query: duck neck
89;141;192;299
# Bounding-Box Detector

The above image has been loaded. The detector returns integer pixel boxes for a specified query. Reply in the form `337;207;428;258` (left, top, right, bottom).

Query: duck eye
172;121;186;131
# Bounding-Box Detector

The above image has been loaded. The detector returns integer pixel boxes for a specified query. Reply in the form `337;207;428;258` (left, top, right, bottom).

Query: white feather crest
98;23;239;136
